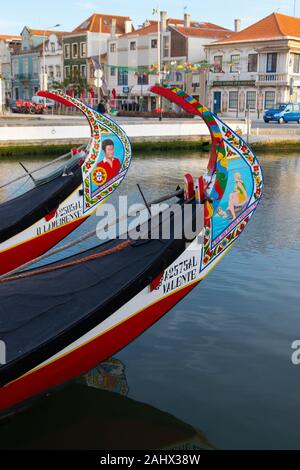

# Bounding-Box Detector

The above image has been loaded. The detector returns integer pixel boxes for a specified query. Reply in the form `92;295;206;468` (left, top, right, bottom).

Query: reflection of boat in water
0;358;213;450
0;86;263;417
0;90;131;276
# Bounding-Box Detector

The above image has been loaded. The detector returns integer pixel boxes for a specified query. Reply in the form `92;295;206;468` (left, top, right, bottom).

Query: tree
51;69;88;97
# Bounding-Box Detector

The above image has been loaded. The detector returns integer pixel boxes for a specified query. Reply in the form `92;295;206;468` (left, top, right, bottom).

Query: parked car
32;95;55;108
263;103;300;123
8;99;18;113
9;99;45;114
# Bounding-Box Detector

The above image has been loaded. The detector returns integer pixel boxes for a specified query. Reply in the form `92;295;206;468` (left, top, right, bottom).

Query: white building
41;32;66;87
107;12;231;111
205;13;300;117
0;34;21;107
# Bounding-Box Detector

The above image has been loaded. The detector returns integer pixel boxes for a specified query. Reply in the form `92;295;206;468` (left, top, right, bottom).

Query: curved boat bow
0;87;263;415
0;90;132;276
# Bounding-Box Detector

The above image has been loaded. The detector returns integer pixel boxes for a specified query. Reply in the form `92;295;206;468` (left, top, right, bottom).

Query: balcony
257;73;288;85
14;73;39;82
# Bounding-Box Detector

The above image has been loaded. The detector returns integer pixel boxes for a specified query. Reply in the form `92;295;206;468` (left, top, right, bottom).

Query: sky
0;0;298;35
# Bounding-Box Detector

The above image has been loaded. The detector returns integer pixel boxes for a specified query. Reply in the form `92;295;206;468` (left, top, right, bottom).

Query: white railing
257;73;287;83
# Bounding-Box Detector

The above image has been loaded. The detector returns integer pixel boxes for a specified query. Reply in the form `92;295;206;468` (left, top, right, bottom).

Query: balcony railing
257;73;287;83
14;73;39;81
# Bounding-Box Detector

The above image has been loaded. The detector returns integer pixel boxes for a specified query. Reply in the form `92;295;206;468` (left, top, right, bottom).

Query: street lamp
42;23;61;91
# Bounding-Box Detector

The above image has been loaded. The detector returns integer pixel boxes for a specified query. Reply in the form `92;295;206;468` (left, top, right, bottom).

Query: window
213;55;223;72
264;91;275;109
72;43;78;58
248;54;258;72
293;53;300;73
80;64;87;78
23;58;29;75
246;91;256;110
118;68;128;86
32;58;38;75
137;68;149;85
13;61;18;77
130;41;136;51
229;91;238;109
50;42;55;53
110;43;116;53
48;66;54;78
151;39;157;48
294;103;300;111
230;54;240;72
110;67;116;76
266;53;277;73
72;65;79;77
64;44;70;59
80;42;87;57
56;65;61;78
163;35;170;58
64;66;70;77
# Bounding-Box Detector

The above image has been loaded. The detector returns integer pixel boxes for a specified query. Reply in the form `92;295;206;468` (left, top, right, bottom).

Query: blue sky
0;0;298;35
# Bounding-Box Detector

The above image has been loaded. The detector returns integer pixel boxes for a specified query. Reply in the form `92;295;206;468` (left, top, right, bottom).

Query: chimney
124;20;132;34
184;13;191;28
110;18;116;37
234;19;241;32
160;10;167;33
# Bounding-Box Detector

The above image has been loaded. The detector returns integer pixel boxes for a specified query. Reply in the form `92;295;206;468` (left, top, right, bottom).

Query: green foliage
51;69;88;96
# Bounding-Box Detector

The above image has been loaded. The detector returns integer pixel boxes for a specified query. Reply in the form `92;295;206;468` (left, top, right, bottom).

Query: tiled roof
28;29;69;36
121;22;158;37
121;19;231;38
0;34;21;41
72;13;132;34
212;12;300;44
173;25;232;38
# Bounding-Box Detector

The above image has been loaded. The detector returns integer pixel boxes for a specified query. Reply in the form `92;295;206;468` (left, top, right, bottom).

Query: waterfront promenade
0;114;299;150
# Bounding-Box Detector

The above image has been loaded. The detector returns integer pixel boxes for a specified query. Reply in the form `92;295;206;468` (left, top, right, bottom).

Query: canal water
0;151;299;449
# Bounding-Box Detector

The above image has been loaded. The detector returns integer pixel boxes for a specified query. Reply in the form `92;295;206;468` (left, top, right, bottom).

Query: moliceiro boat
0;86;263;415
0;90;131;276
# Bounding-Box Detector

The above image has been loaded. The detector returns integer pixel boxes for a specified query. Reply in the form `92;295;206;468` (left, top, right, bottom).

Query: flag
152;7;159;14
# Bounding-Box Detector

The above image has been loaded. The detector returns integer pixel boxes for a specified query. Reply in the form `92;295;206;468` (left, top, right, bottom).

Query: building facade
0;34;21;107
205;13;300;117
42;32;65;88
62;13;132;97
11;27;67;100
107;12;231;110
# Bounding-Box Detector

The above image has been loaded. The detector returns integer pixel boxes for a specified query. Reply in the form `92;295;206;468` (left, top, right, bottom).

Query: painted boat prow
150;85;264;273
0;90;132;275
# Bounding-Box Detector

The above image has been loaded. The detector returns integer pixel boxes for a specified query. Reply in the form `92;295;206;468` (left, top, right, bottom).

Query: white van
32;95;55;108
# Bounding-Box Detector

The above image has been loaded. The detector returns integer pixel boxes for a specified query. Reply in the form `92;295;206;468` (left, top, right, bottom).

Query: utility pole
41;24;60;107
98;16;102;103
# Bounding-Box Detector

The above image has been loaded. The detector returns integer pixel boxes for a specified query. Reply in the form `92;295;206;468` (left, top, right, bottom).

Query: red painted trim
37;91;74;108
0;217;86;276
0;281;199;413
184;173;194;201
149;85;217;172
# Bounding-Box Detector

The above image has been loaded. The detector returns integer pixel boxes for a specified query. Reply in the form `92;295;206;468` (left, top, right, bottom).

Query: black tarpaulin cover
0;201;197;387
0;168;81;243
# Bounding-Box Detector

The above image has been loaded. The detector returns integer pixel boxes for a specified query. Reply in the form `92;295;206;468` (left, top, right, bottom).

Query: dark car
8;99;19;113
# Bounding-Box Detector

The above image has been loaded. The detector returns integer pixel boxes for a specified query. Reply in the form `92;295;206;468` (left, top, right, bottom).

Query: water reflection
0;151;300;449
0;358;213;450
